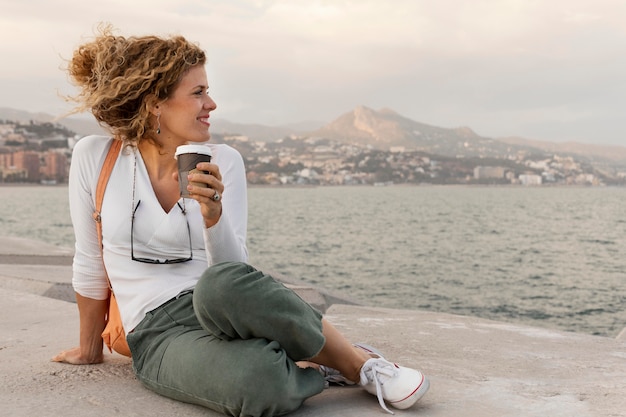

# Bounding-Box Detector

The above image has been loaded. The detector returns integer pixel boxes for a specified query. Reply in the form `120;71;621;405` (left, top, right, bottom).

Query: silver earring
156;114;161;135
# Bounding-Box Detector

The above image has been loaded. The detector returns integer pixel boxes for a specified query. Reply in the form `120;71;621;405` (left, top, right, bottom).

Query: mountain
309;106;523;158
0;107;56;123
0;107;106;136
2;106;626;167
307;106;626;166
0;107;315;142
498;136;626;164
58;117;108;137
310;105;450;148
209;119;316;142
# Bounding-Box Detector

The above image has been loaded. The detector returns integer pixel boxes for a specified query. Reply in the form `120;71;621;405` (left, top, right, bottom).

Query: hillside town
0;121;72;184
1;119;625;186
226;134;623;186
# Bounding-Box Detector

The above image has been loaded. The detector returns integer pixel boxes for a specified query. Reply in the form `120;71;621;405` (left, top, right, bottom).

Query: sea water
1;185;624;337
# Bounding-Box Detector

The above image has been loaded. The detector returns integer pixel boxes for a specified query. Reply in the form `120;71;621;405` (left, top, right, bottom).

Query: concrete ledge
0;263;343;313
617;327;626;342
0;254;73;265
0;236;356;313
0;287;410;417
2;236;626;416
2;286;625;417
0;236;74;256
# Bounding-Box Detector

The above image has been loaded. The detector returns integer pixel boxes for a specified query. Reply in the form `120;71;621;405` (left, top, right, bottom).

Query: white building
474;166;506;179
519;174;542;185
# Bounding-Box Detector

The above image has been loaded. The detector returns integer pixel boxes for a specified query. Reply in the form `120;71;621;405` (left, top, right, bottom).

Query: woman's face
158;65;217;145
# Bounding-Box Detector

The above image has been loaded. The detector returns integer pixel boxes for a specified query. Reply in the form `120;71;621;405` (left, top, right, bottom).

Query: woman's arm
187;145;249;264
52;293;108;364
53;136;113;364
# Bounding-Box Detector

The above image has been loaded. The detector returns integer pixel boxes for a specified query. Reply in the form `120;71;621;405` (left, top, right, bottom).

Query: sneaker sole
388;374;430;410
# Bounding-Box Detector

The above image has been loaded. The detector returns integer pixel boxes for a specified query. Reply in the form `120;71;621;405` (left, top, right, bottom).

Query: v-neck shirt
69;135;248;332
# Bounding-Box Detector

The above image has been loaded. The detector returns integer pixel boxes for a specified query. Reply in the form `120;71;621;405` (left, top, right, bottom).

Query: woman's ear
145;94;162;116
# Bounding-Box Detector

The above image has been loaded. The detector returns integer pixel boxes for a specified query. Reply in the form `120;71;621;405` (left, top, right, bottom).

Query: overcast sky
1;0;625;146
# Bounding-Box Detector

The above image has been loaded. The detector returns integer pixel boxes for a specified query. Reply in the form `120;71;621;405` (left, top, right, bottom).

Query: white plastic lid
175;144;213;158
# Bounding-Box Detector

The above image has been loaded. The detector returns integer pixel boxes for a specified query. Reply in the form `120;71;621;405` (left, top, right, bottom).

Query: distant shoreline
0;182;621;189
0;183;67;187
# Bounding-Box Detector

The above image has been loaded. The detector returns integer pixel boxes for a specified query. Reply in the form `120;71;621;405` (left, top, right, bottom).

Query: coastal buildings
0;120;619;186
0;149;68;183
0;122;70;183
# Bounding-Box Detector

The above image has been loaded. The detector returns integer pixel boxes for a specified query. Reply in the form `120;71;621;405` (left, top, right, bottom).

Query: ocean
1;184;624;338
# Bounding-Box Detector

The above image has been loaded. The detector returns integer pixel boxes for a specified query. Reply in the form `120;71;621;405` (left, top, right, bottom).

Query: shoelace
360;358;398;414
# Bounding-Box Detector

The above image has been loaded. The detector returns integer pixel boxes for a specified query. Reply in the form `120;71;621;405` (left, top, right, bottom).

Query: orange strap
92;139;122;292
92;139;123;248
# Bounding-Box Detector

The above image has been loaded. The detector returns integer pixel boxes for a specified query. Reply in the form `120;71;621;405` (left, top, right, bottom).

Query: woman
53;25;429;416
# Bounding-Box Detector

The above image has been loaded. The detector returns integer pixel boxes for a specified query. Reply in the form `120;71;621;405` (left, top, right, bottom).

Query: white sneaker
359;357;430;414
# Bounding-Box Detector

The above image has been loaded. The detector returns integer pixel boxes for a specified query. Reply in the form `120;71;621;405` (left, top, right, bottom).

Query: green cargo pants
127;262;327;417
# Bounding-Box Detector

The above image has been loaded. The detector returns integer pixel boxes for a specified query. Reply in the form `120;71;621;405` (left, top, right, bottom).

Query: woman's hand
52;346;104;365
187;161;224;228
52;293;107;365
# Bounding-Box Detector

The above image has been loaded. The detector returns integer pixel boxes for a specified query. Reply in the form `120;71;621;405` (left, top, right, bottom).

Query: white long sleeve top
69;135;248;333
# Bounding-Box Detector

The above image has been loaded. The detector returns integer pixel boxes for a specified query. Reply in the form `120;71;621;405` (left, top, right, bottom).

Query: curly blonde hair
65;24;206;145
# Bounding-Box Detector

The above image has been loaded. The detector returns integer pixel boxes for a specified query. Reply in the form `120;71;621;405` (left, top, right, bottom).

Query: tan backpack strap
92;139;123;249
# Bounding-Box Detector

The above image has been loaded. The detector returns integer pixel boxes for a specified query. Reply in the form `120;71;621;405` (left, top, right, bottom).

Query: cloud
0;0;625;145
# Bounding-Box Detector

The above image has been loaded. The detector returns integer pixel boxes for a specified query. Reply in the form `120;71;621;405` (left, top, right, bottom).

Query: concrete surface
1;236;625;417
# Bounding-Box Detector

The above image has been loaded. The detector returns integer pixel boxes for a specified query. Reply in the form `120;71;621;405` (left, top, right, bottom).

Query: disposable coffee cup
175;145;212;198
